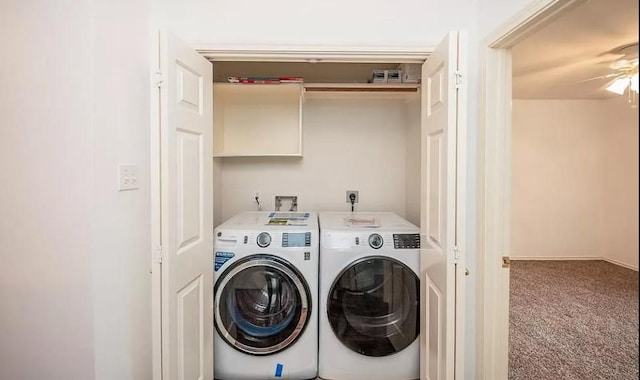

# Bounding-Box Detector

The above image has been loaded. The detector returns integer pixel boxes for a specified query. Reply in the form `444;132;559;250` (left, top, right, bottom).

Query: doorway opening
478;0;638;377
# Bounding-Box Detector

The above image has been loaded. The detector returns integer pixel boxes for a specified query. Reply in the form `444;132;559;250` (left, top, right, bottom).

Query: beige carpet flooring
509;260;639;379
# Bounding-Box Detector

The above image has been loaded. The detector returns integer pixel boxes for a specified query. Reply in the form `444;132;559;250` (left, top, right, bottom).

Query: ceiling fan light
605;78;628;95
630;73;639;93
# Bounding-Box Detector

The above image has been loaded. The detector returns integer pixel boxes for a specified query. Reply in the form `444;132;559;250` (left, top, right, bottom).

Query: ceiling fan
581;42;639;103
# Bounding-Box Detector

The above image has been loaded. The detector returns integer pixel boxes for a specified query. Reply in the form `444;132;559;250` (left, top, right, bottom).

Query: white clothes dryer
213;211;318;380
318;212;420;380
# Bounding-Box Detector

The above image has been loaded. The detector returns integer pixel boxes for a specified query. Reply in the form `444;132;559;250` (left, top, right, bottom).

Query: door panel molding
152;30;214;380
420;31;464;380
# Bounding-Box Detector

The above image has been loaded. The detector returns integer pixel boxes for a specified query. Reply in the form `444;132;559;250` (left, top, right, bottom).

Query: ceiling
512;0;639;99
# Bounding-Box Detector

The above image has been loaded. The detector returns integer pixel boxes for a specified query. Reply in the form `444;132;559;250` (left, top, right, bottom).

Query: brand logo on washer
304;252;310;260
214;251;235;271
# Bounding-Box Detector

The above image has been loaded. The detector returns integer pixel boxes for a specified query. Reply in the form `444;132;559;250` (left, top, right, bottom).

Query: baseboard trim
601;257;639;271
511;256;597;261
511;256;638;271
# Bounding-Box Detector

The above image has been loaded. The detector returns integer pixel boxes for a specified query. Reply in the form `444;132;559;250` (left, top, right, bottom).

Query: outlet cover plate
118;165;139;191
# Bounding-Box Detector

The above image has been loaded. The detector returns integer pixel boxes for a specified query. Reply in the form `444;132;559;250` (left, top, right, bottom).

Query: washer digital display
282;232;311;247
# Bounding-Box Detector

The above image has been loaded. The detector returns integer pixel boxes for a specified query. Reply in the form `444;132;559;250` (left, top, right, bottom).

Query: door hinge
502;256;511;268
153;245;163;264
452;246;462;264
154;71;164;88
455;70;463;88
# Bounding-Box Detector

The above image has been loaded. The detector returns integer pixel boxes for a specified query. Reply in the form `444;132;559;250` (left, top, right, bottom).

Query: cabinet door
213;83;303;157
157;30;214;380
420;30;466;380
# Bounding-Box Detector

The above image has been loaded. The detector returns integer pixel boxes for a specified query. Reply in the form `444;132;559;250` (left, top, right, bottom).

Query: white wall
601;96;639;269
218;99;415;223
511;99;639;269
91;0;152;379
0;1;95;379
511;100;607;258
0;1;152;379
476;0;534;40
405;98;422;227
151;0;474;49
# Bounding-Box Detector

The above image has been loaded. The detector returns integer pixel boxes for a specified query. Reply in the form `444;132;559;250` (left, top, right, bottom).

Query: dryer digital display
282;232;311;247
393;234;421;249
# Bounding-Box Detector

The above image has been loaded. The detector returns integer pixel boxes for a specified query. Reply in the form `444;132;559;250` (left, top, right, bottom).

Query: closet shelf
303;83;419;100
304;83;419;92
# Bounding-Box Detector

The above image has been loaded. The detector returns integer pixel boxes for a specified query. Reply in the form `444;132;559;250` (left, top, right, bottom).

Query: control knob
256;232;271;248
368;233;383;249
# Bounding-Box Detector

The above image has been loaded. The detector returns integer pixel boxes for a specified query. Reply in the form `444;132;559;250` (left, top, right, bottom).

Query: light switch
118;165;139;191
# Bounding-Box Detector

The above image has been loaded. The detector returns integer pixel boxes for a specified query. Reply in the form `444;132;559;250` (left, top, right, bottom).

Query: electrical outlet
118;165;139;191
346;190;359;203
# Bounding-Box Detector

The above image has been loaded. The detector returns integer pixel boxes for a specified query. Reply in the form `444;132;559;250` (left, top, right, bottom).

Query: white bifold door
420;31;466;380
156;31;214;380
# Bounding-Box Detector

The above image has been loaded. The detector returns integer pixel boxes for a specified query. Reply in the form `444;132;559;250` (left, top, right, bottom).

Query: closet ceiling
512;0;639;99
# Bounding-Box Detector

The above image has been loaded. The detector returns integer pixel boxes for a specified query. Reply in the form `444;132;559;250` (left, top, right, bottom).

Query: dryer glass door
327;256;419;357
215;254;311;355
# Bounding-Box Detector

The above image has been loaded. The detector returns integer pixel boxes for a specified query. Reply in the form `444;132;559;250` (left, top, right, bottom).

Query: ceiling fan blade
610;58;639;70
597;52;626;63
578;72;620;83
602;76;629;95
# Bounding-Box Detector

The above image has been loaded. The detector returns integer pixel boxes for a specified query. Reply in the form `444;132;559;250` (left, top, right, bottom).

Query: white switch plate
118;165;139;191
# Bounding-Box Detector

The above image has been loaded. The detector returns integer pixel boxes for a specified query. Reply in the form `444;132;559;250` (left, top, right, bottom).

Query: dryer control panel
282;232;312;247
393;233;421;249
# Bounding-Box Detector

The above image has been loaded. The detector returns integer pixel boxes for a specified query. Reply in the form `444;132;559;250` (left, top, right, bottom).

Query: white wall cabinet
213;83;303;157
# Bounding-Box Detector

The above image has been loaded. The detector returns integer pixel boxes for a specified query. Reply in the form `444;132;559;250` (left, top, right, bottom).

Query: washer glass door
215;254;310;355
327;256;419;357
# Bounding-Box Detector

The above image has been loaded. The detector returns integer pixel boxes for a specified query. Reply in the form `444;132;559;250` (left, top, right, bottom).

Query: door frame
197;47;429;63
151;43;470;380
476;0;587;378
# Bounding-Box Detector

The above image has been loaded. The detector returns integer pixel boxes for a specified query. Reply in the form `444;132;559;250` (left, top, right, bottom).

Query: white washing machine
213;211;319;380
318;212;420;380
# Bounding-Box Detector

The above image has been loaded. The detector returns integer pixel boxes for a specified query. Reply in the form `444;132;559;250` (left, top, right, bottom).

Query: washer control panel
393;233;421;249
282;232;311;247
